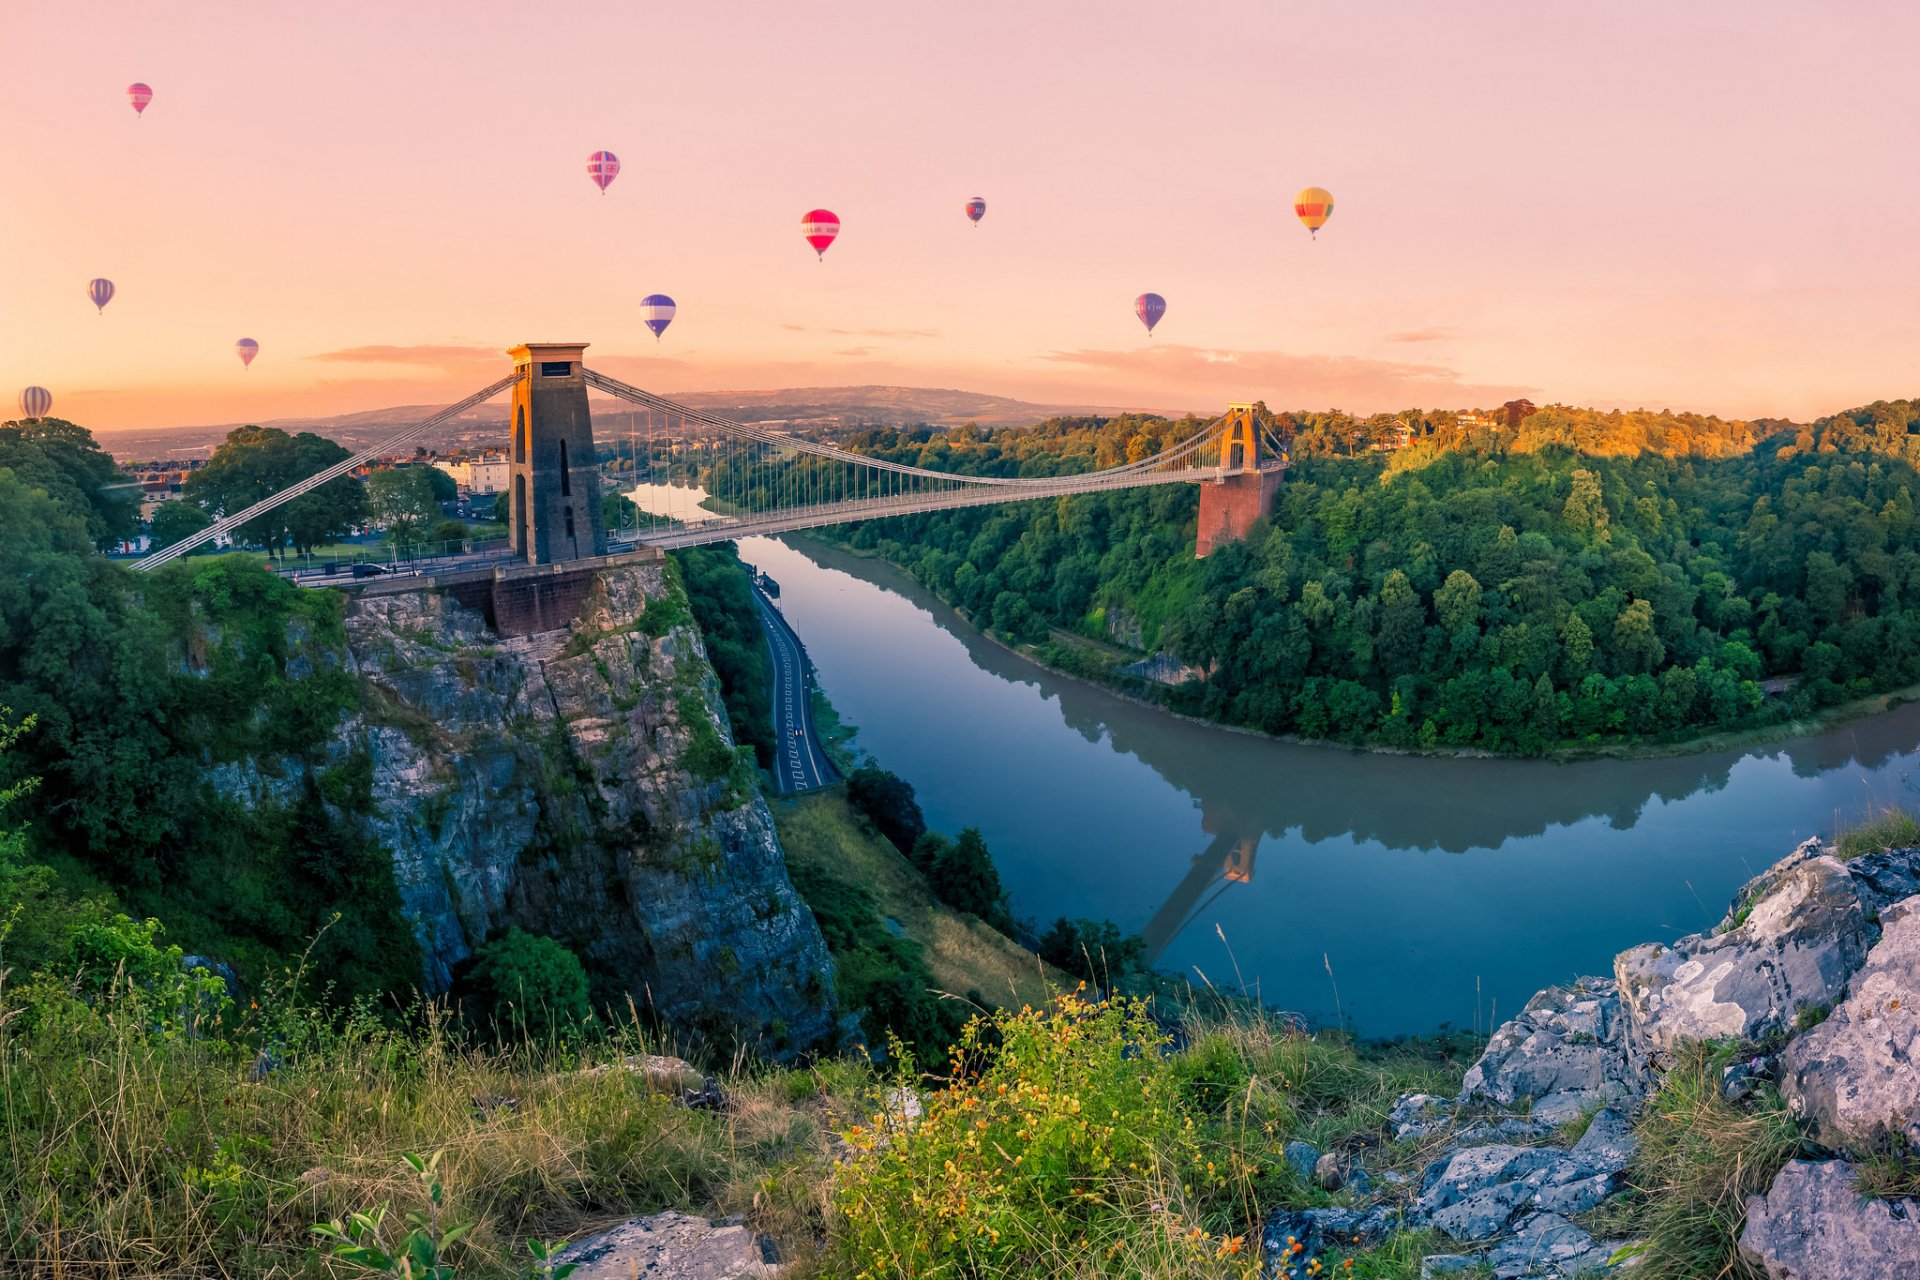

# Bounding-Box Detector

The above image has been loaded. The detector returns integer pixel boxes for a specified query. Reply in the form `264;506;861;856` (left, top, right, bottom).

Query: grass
1603;1041;1804;1280
1834;805;1920;861
772;790;1062;1013
1;959;1481;1279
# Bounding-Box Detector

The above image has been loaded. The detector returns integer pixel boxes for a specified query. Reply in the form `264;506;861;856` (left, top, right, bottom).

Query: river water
734;535;1920;1038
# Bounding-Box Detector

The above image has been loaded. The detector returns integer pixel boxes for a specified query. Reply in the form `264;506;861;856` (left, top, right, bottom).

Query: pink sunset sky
2;0;1916;434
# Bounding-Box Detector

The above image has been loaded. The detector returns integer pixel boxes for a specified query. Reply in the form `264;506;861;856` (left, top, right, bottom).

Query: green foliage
452;929;593;1046
1613;1041;1803;1280
1835;805;1920;860
0;417;139;548
1038;917;1152;993
185;424;366;554
146;497;215;551
845;765;928;857
430;517;470;545
672;546;774;765
493;490;512;524
928;826;1011;929
366;466;443;548
786;856;971;1055
829;994;1261;1279
789;419;1920;753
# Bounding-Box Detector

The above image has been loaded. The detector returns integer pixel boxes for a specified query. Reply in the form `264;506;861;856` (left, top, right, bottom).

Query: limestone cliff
211;557;842;1055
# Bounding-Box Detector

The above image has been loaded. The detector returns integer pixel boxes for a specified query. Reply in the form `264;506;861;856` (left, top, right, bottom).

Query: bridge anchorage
134;344;1288;579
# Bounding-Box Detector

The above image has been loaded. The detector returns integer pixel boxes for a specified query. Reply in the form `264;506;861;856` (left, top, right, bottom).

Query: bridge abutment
1195;403;1284;557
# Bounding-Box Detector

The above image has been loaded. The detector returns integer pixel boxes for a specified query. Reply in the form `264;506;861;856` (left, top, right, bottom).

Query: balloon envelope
1294;186;1334;236
965;197;986;224
18;387;51;420
587;150;620;193
235;338;259;368
639;294;677;340
1134;292;1166;334
801;209;840;258
127;83;152;116
88;278;115;313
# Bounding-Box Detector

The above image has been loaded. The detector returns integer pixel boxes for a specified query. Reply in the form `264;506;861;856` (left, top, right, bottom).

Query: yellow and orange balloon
1294;186;1334;239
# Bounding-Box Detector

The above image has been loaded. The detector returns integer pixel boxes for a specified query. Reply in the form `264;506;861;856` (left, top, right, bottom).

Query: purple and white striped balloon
88;278;115;313
18;386;52;420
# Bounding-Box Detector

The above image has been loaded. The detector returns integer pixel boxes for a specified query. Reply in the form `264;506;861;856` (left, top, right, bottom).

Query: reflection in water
738;536;1920;1035
625;481;723;524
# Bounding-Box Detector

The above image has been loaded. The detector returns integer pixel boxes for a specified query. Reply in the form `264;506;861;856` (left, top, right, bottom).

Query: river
734;535;1920;1038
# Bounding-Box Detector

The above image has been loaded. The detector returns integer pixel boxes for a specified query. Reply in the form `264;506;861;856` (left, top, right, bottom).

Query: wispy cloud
308;344;499;368
1042;344;1534;411
781;324;808;332
828;327;937;339
834;346;872;358
1383;327;1458;344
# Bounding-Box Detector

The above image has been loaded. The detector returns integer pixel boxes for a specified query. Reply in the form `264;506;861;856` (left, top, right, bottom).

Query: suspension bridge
134;343;1287;574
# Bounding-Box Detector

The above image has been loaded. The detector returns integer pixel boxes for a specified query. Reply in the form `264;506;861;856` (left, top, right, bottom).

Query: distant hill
97;385;1133;460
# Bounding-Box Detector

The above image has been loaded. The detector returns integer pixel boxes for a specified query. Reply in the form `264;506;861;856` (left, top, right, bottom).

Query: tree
0;418;138;549
1376;570;1424;676
930;827;1009;927
1434;570;1484;635
147;500;214;552
453;928;591;1045
491;491;511;524
365;467;440;549
185;426;365;555
846;766;926;856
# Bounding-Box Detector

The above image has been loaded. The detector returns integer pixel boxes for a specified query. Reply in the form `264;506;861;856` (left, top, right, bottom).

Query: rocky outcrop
1614;840;1868;1067
555;1211;780;1279
349;564;842;1054
216;559;842;1056
1460;977;1638;1123
1737;1159;1920;1279
1781;893;1920;1151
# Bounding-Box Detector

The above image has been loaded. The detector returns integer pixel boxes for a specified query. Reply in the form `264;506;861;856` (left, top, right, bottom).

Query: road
753;583;838;794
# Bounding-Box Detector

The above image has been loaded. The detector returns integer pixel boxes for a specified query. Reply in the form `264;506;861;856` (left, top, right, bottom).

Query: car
350;563;390;578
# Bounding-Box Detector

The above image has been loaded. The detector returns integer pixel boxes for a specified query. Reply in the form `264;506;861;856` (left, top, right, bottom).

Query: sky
3;0;1917;434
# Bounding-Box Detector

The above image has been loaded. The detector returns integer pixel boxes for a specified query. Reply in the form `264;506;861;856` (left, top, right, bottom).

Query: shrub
829;994;1257;1278
1039;918;1150;991
453;929;591;1045
846;766;927;857
929;827;1010;928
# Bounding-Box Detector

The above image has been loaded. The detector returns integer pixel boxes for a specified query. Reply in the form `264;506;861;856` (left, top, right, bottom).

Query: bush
845;766;927;857
830;994;1257;1278
429;518;469;546
929;827;1010;929
1038;917;1149;992
453;929;591;1045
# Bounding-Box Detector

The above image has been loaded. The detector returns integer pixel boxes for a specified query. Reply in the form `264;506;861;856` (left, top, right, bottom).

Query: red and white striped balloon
18;387;52;420
587;150;620;194
235;338;259;369
801;209;840;260
127;83;153;117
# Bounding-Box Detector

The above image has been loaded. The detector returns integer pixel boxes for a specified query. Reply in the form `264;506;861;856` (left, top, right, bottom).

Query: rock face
1614;840;1868;1067
1460;977;1638;1123
1738;1159;1920;1279
556;1211;779;1279
1413;1129;1633;1244
220;561;842;1055
1846;845;1920;916
1781;894;1920;1152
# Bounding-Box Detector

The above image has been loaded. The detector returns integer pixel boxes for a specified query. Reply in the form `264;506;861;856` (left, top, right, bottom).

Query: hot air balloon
1294;186;1334;238
88;279;115;314
1134;292;1166;335
587;150;620;194
17;387;51;421
801;209;840;260
639;294;677;341
127;83;153;117
965;197;986;226
235;338;259;369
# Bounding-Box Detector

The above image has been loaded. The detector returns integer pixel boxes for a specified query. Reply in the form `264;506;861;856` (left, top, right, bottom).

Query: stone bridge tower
508;342;606;565
1195;402;1285;557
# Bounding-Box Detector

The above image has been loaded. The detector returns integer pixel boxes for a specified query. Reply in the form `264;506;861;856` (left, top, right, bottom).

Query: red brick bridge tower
1194;402;1285;558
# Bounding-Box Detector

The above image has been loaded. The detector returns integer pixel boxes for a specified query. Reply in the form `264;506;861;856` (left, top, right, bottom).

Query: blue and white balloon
640;293;677;342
